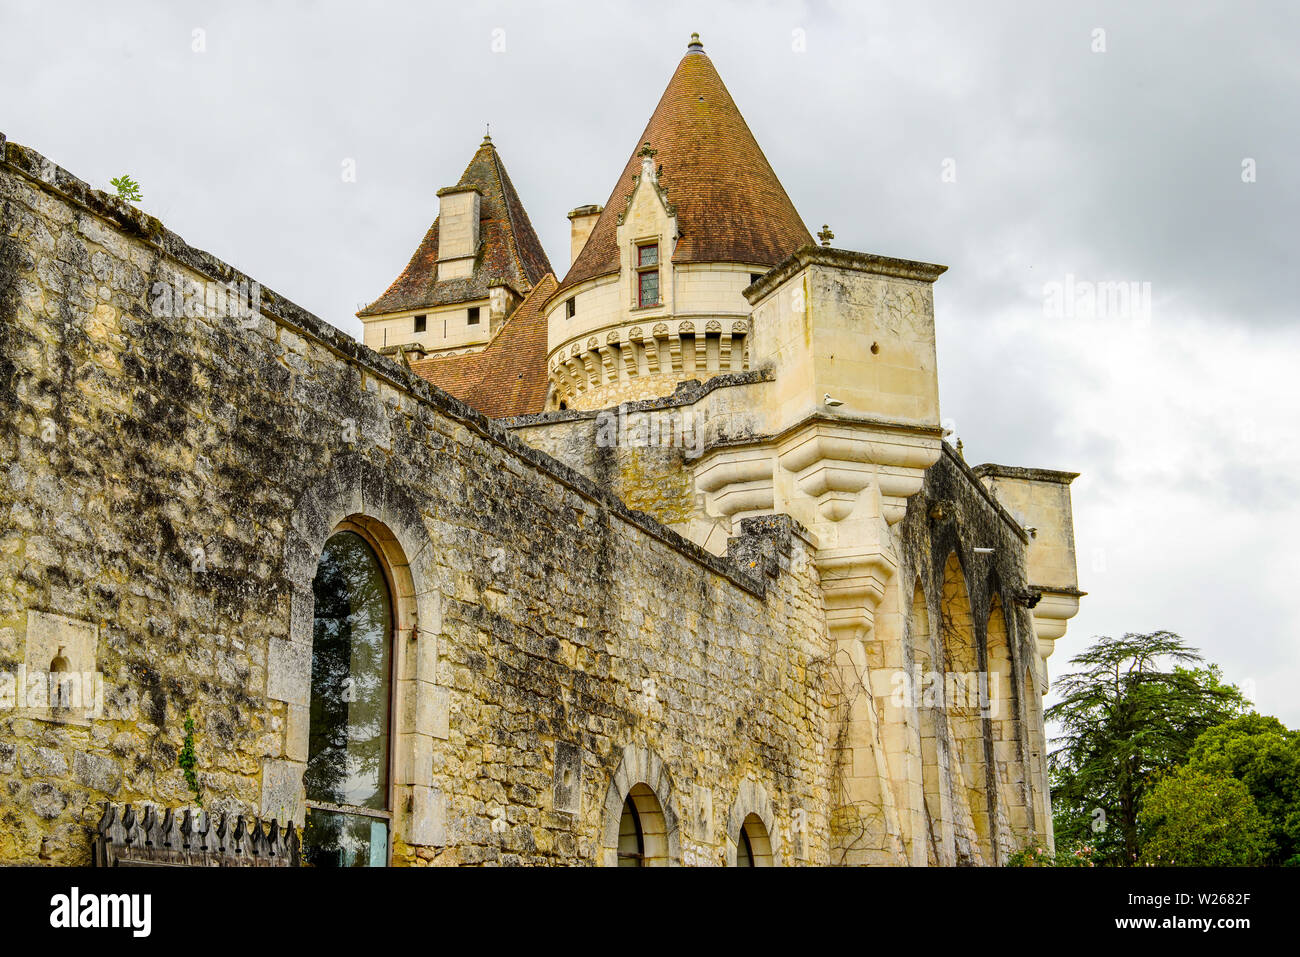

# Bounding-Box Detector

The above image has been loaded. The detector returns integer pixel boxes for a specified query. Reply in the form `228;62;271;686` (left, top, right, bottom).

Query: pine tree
1047;631;1247;865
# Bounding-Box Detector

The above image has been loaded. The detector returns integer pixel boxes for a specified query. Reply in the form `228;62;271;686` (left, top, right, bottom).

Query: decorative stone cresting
94;803;299;867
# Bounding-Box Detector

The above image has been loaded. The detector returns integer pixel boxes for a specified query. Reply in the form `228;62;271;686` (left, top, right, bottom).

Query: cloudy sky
5;1;1298;724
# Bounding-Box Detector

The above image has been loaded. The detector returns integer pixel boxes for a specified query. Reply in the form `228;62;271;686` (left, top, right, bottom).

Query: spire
555;39;811;297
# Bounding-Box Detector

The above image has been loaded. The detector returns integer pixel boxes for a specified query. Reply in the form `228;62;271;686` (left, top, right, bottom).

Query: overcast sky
5;1;1298;725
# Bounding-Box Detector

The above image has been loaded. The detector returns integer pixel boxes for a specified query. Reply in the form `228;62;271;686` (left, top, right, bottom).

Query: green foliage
1005;840;1097;867
1047;631;1248;865
1137;766;1273;866
110;173;142;203
178;713;202;806
1185;713;1300;865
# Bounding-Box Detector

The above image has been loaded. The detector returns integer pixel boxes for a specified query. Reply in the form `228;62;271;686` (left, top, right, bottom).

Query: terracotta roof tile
408;273;558;417
359;137;552;317
555;39;811;298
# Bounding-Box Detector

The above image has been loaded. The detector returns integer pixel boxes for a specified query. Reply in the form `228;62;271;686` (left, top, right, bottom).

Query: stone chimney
435;184;481;280
567;205;603;266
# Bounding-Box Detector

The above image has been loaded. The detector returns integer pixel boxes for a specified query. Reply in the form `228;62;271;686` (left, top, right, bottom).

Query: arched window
613;783;670;866
302;529;395;867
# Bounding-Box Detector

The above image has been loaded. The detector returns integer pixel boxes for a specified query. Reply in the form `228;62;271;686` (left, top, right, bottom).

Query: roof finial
482;123;492;147
687;32;703;53
638;142;659;183
818;224;835;246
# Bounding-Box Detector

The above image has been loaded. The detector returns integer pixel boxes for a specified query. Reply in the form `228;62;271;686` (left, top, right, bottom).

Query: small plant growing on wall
178;713;202;806
110;173;142;203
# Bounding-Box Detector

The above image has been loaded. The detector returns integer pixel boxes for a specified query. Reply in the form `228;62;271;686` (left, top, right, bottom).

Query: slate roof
359;136;552;317
407;273;558;418
554;35;812;298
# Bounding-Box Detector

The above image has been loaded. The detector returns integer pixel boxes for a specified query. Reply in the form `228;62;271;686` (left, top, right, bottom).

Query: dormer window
636;242;660;307
413;314;426;333
467;306;481;325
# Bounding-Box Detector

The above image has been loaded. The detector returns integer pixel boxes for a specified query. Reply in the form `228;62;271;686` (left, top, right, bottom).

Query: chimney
567;205;603;266
435;185;481;280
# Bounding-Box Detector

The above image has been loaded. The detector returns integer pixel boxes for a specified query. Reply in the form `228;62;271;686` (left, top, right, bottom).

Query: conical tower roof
556;34;811;297
360;134;552;317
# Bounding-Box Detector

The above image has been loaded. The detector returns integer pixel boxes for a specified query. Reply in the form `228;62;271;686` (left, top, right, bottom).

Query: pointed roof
408;273;558;417
555;34;811;298
359;135;552;317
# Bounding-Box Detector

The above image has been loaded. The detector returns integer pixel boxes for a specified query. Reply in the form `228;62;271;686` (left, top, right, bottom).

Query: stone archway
261;455;447;852
599;744;680;866
725;779;782;866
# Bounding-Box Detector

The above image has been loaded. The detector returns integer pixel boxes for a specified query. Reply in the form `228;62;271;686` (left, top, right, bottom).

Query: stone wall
0;135;833;865
505;373;769;541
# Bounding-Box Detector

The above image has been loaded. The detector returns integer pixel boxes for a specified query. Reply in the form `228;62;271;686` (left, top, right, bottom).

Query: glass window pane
639;270;659;306
617;798;643;866
737;825;754;866
303;808;388;867
638;243;658;267
305;530;393;811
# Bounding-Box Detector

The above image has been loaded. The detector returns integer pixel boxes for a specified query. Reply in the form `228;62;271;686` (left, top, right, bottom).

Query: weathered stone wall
509;386;1055;865
505;373;769;533
0;136;833;865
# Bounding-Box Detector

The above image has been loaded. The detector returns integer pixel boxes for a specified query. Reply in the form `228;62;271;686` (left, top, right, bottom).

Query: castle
0;35;1081;865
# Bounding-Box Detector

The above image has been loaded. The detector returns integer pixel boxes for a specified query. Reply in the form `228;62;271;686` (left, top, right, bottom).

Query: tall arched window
302;529;395;867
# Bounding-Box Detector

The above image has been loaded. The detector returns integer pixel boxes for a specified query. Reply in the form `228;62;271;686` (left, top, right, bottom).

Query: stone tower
357;133;553;362
545;33;812;411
